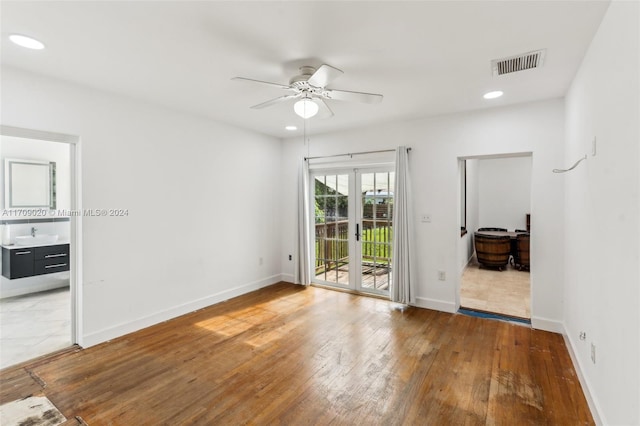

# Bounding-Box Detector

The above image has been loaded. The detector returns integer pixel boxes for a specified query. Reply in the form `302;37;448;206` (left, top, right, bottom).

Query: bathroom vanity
1;243;70;279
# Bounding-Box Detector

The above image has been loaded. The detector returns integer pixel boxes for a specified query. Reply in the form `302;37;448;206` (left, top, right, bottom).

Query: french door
311;168;394;296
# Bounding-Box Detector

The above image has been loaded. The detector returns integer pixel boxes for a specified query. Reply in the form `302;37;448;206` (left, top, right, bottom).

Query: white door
311;168;394;296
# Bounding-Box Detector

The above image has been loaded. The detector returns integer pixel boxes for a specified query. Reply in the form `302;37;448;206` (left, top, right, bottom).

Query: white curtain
391;146;416;304
294;159;311;285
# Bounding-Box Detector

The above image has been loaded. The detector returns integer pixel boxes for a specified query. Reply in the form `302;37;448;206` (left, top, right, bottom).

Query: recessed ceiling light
9;34;45;50
483;90;503;100
285;125;297;131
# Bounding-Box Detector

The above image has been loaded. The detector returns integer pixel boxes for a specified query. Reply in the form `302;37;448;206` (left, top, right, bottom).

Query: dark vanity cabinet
2;244;70;279
2;247;35;279
34;244;71;275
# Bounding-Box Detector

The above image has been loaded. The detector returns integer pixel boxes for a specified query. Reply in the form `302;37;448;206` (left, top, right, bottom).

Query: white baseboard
82;274;282;348
279;273;294;284
562;325;604;425
413;296;457;313
530;315;564;333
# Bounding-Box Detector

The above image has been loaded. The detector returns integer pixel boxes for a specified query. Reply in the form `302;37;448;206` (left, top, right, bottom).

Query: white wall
477;156;531;231
281;99;565;330
563;1;639;424
1;67;284;347
1;135;71;211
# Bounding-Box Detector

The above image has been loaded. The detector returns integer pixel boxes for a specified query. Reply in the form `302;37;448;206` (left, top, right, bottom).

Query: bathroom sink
15;234;59;246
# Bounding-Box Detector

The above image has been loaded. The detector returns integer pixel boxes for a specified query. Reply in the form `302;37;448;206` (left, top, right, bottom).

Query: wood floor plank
0;367;43;403
0;282;593;425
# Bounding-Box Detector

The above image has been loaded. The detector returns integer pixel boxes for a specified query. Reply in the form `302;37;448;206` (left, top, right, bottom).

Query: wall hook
553;154;587;173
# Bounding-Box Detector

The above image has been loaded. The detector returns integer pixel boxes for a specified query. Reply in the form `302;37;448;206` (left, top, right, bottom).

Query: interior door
311;168;394;296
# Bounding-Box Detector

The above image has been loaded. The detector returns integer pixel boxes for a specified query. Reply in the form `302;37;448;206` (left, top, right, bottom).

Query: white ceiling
1;1;610;139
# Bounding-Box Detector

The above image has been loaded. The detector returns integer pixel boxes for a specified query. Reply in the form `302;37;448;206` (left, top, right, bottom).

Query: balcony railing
315;219;393;273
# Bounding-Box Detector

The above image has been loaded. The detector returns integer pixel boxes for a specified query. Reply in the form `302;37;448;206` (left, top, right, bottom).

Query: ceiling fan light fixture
294;97;319;119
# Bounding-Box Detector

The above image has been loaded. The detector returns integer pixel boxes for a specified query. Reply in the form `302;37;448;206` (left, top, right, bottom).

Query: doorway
0;126;81;368
312;168;394;297
458;155;532;320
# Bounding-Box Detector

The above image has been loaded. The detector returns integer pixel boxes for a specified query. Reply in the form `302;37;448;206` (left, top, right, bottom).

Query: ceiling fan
232;64;383;119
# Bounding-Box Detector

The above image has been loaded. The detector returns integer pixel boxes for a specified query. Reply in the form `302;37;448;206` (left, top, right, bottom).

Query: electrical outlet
421;214;432;223
438;270;446;281
579;331;586;341
591;343;596;364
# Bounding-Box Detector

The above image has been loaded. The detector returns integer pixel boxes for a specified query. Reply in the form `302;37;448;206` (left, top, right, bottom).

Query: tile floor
460;256;530;319
0;287;71;369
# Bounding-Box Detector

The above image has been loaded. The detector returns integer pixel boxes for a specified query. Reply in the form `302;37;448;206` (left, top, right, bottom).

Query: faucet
31;227;37;237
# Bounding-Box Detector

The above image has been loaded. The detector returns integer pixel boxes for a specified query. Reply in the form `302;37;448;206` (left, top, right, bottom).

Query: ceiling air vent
491;49;546;76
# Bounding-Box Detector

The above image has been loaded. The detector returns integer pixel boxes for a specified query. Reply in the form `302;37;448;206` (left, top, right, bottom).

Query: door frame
456;152;533;318
1;125;83;346
309;165;394;297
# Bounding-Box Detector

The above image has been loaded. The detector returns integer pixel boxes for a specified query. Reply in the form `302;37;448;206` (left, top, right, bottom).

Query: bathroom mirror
4;159;56;209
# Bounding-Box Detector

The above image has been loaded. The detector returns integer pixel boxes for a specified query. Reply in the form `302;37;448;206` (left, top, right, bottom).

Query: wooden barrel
474;233;511;270
516;233;530;270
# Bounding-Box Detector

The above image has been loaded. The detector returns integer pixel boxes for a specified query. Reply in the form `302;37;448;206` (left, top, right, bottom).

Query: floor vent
492;49;546;76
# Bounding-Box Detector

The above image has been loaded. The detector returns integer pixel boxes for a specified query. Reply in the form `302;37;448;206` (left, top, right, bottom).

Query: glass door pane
314;174;350;287
359;171;394;295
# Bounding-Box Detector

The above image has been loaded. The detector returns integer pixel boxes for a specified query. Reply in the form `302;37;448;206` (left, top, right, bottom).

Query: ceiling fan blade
232;76;292;90
317;98;334;118
325;89;383;104
250;94;299;109
308;64;343;88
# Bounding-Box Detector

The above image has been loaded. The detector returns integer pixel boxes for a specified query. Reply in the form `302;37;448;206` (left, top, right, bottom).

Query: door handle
355;223;360;241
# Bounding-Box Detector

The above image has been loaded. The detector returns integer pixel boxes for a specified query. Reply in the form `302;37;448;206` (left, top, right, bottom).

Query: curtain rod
305;147;411;161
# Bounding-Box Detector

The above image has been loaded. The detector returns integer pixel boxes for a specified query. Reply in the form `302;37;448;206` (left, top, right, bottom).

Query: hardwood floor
0;282;593;425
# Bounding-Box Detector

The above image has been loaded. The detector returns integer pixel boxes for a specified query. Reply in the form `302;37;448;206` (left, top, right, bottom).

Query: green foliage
361;226;393;261
315;177;348;222
315;202;325;223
